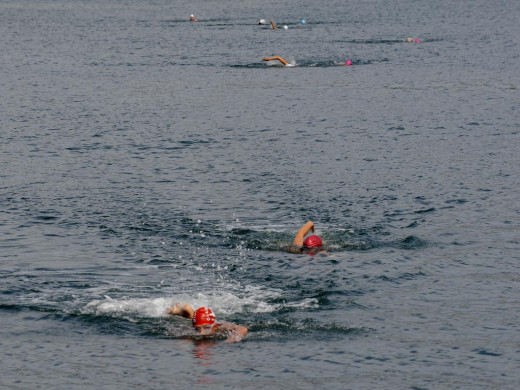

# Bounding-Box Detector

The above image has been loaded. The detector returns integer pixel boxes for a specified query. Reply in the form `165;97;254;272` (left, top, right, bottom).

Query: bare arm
221;323;248;343
292;221;314;247
166;303;195;319
262;56;288;66
270;20;277;30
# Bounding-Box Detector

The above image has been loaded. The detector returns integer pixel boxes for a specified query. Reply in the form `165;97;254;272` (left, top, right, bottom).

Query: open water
1;0;519;389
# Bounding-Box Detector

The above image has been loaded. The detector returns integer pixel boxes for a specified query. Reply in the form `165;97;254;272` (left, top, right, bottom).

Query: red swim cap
192;307;216;327
303;235;322;248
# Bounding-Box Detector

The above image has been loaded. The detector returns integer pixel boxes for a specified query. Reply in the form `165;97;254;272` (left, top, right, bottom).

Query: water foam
82;284;317;319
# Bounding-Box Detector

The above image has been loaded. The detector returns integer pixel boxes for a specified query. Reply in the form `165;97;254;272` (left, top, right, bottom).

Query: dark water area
1;0;519;388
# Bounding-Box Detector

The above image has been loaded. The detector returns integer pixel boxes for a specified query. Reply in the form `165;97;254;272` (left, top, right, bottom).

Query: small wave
0;303;59;313
376;271;427;284
364;234;428;251
334;38;439;44
414;207;436;214
231;59;376;69
229;63;266;69
34;215;59;222
248;317;370;340
394;235;428;250
445;198;468;204
473;348;502;357
161;18;237;25
334;39;406;45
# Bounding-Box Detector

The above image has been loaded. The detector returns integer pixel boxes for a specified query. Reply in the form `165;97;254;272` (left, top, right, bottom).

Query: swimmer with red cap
287;221;325;254
167;303;248;342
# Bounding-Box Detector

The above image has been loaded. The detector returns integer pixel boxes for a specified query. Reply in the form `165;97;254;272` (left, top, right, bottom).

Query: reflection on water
193;340;219;386
192;339;218;365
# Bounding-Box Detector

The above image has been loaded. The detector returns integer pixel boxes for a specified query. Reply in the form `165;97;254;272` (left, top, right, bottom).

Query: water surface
1;0;519;388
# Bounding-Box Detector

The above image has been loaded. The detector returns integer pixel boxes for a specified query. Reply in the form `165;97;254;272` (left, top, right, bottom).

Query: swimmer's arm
292;221;314;247
262;56;288;66
166;303;195;319
223;323;248;343
270;20;277;30
286;245;303;254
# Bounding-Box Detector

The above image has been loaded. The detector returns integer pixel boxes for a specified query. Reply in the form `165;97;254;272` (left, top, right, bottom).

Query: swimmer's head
192;307;216;327
283;25;288;30
415;38;420;43
259;19;266;25
345;60;352;66
303;235;323;248
301;19;306;24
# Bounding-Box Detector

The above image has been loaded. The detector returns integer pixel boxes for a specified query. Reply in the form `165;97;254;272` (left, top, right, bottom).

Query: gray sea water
1;0;519;389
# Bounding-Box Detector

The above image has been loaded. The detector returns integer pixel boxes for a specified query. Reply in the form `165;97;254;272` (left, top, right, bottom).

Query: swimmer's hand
262;57;270;61
166;303;182;315
167;303;194;319
225;333;244;343
224;325;248;343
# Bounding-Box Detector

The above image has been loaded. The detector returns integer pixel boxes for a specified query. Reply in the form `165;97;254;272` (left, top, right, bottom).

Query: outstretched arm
167;303;195;319
262;56;288;66
270;20;277;30
293;221;314;247
223;323;248;343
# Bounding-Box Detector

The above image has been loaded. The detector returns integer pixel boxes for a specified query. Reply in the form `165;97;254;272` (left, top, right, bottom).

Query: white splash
82;284;317;319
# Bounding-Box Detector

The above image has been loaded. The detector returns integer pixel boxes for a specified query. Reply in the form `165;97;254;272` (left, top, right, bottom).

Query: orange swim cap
192;307;216;327
303;235;322;248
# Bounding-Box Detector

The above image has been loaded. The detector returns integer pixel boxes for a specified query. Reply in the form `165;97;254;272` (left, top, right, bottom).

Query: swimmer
406;37;420;43
167;303;248;343
286;221;325;254
263;56;289;66
190;14;199;22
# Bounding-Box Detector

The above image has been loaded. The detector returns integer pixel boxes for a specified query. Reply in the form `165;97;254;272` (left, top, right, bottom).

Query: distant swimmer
406;37;420;43
263;56;289;66
190;14;199;22
167;303;248;343
286;221;325;254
